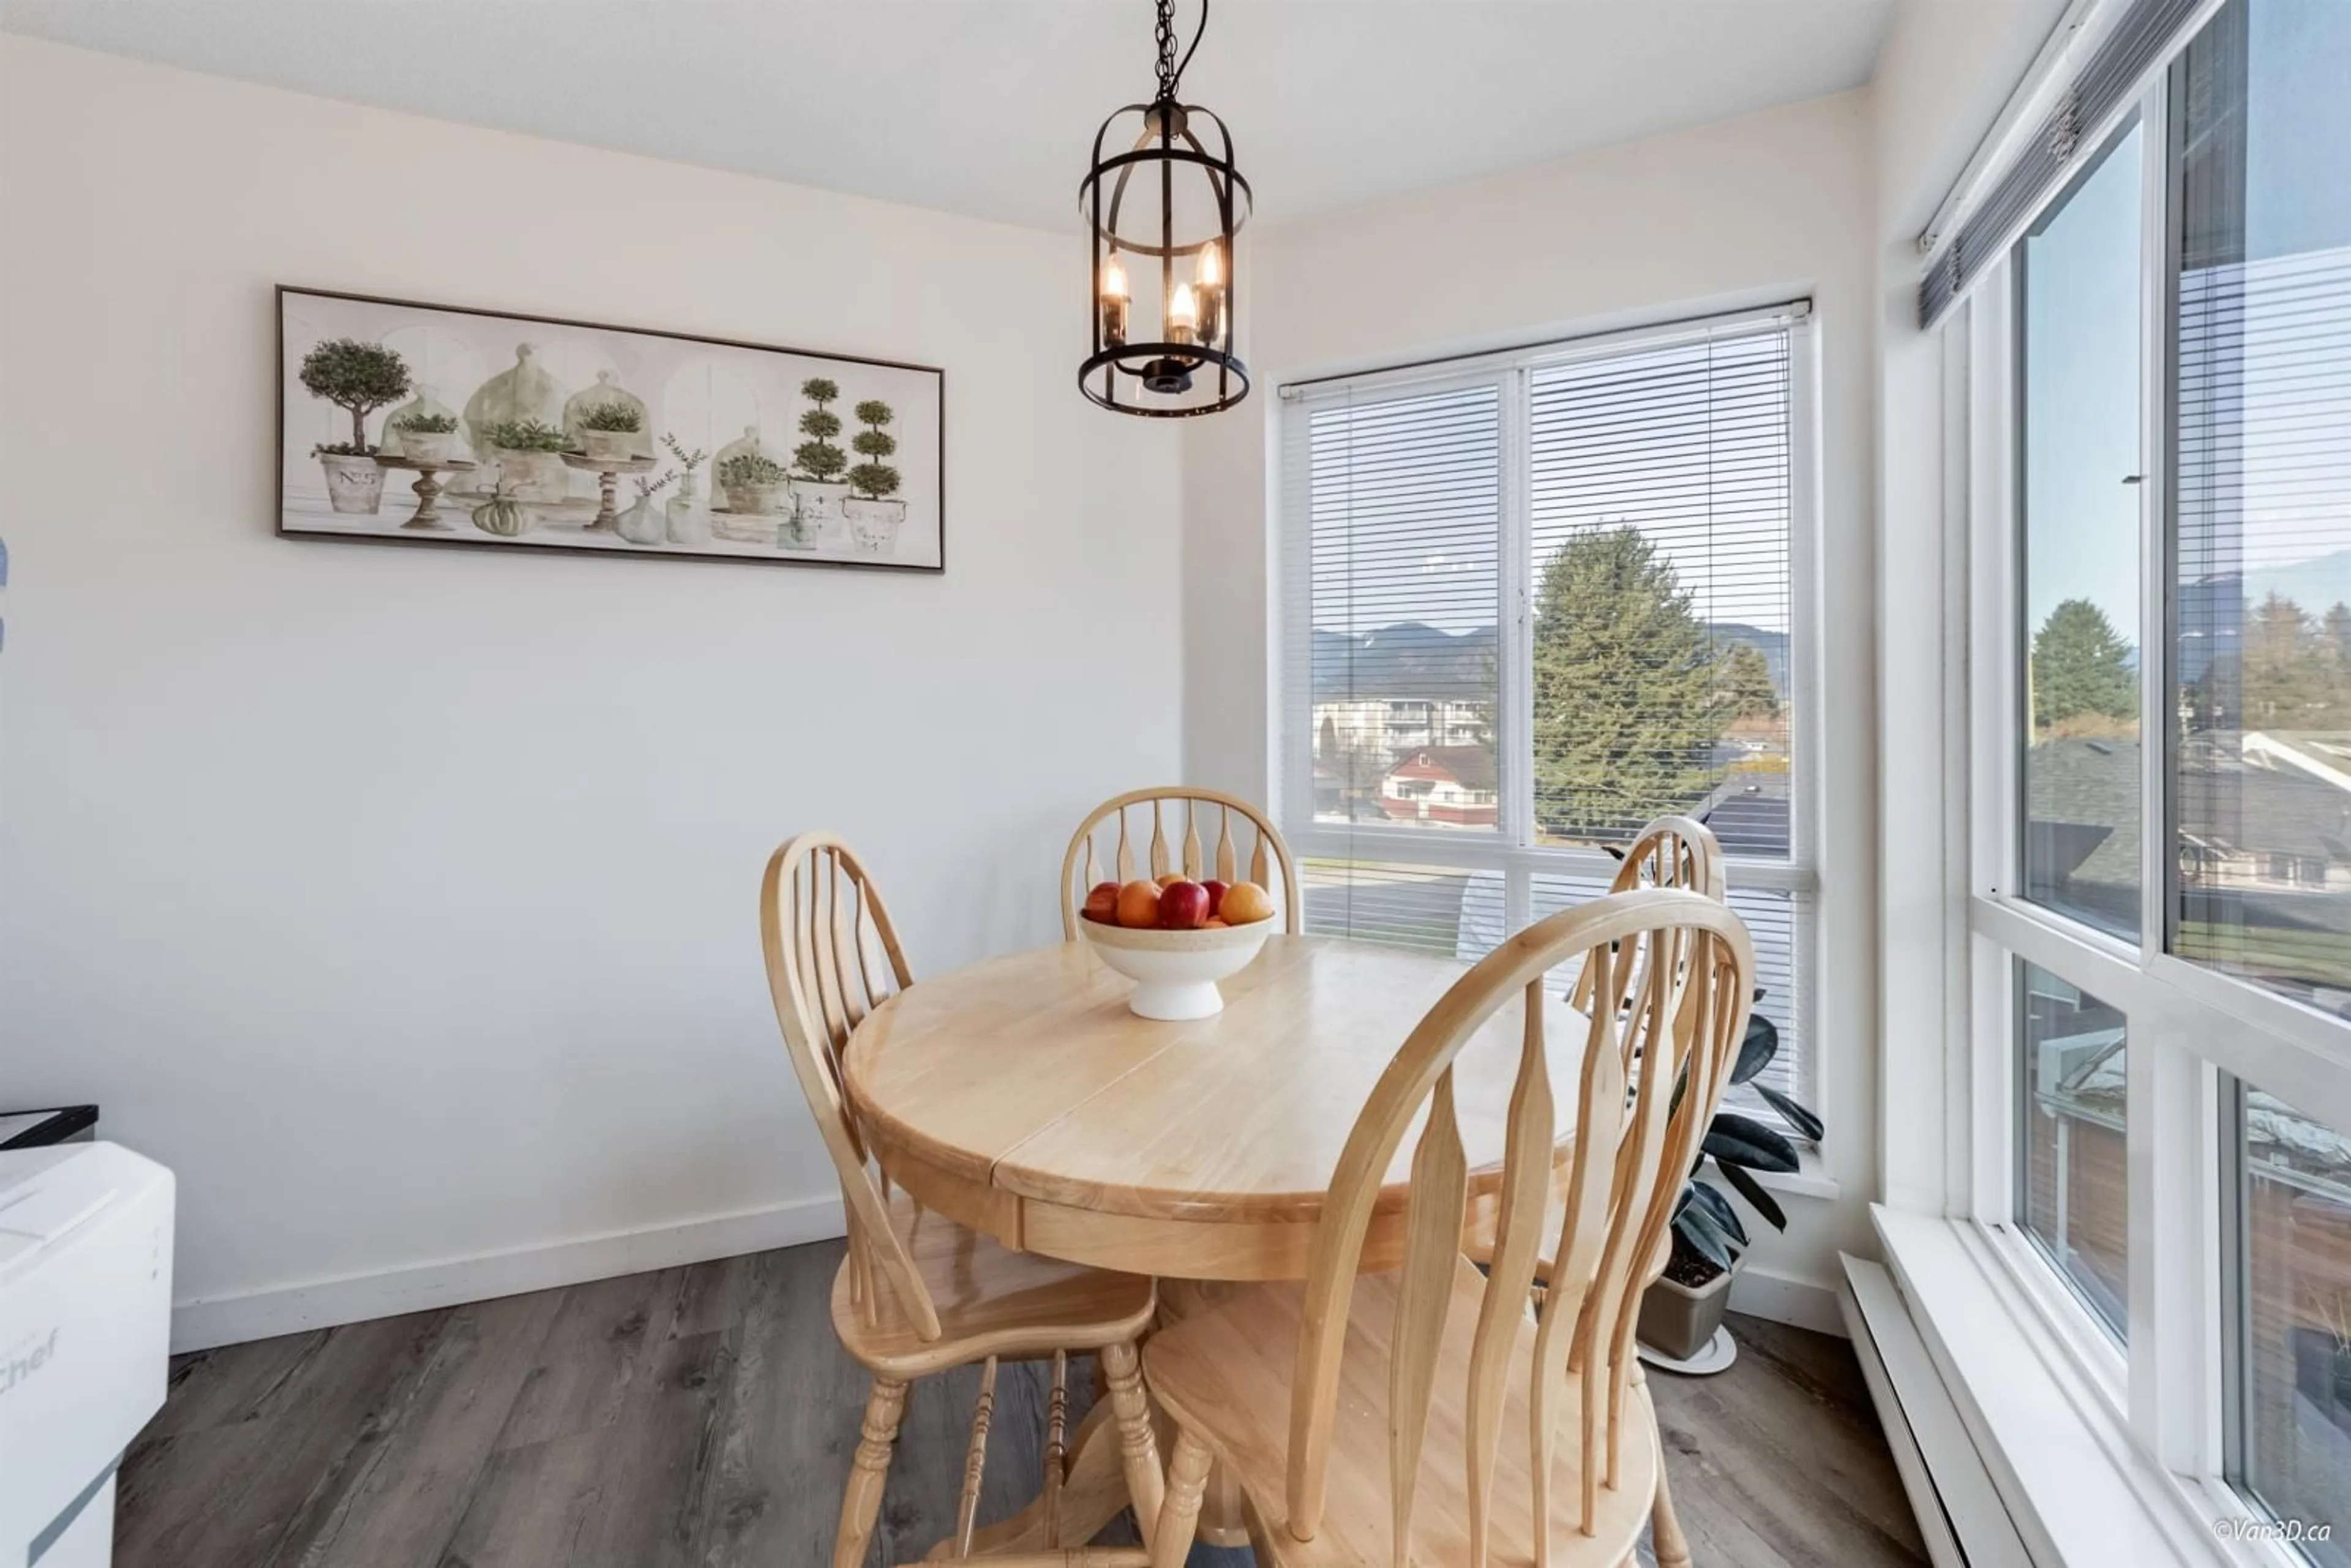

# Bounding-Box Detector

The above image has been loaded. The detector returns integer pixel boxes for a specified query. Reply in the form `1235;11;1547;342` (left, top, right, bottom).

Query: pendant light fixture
1079;0;1251;416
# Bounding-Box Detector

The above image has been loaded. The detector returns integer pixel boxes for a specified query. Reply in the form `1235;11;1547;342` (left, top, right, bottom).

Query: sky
1310;1;2351;655
2024;0;2351;643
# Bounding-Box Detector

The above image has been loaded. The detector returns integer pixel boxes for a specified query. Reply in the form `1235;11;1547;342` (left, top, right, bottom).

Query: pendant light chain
1153;0;1179;101
1153;0;1207;106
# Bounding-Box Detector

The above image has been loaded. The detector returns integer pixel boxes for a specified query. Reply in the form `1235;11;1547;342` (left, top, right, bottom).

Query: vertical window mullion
1501;365;1535;931
1970;263;2023;1225
2128;73;2180;1469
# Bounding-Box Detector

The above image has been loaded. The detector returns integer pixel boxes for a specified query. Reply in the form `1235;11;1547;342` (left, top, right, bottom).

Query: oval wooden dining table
842;931;1586;1555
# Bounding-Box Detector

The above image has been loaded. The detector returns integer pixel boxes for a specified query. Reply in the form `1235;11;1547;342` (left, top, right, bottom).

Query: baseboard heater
1838;1253;2035;1568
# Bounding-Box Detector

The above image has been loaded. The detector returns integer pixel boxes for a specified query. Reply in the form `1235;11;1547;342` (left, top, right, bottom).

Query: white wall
1870;0;2071;1212
1182;91;1881;1327
0;37;1183;1346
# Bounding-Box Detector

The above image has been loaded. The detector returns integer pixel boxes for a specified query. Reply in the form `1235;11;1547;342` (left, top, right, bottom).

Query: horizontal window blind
1919;0;2208;327
1529;329;1794;855
1300;383;1502;835
1281;307;1814;1130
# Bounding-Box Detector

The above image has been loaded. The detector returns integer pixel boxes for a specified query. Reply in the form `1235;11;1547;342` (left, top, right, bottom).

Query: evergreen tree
2030;598;2137;730
2244;591;2330;725
1531;525;1727;841
2322;603;2351;682
1719;641;1781;721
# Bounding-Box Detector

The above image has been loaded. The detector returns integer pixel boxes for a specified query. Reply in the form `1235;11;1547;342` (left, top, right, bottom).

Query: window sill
1752;1142;1840;1201
1870;1205;2275;1568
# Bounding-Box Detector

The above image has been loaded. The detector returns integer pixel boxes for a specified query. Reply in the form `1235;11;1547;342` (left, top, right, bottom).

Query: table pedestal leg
1153;1280;1255;1548
916;1287;1258;1556
925;1398;1130;1559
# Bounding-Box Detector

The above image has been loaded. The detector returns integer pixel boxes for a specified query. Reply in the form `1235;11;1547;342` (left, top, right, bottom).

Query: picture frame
276;286;945;572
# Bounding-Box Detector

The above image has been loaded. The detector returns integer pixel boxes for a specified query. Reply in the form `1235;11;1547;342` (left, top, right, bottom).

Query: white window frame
1918;30;2351;1561
1273;302;1827;1139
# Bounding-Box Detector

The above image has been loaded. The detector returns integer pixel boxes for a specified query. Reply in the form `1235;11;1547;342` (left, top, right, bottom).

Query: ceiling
0;0;1897;231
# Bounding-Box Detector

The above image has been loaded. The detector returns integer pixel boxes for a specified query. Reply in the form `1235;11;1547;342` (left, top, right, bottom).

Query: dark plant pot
1638;1261;1736;1363
2289;1327;2351;1435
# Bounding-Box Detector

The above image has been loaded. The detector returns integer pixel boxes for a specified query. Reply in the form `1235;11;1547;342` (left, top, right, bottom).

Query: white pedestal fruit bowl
1078;918;1270;1020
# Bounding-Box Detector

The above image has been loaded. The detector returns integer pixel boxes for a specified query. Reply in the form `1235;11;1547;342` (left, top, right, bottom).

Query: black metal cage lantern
1079;0;1251;416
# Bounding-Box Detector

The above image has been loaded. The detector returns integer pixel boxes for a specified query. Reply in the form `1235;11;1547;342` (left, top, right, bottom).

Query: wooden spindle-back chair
1060;787;1301;938
1559;814;1727;1568
1123;889;1755;1567
760;833;1164;1567
1568;815;1725;1025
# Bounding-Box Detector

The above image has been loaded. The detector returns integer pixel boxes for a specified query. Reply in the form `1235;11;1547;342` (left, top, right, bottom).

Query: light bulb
1196;242;1223;290
1169;282;1200;345
1099;255;1130;347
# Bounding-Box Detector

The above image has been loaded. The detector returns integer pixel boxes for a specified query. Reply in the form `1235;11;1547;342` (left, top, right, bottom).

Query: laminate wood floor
119;1239;1927;1567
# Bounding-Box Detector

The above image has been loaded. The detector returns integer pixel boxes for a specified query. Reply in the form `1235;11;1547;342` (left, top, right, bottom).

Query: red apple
1200;879;1229;918
1157;879;1211;929
1082;880;1120;924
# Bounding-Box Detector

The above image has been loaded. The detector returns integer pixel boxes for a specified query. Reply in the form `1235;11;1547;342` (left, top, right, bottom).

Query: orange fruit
1156;872;1188;887
1220;881;1274;925
1204;917;1228;928
1115;879;1162;928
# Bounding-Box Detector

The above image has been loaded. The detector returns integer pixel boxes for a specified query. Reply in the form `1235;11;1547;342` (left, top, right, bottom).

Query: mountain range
1311;621;1789;702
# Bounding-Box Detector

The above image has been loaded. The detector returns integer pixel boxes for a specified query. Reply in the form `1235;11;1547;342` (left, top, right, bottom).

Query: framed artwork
276;287;945;571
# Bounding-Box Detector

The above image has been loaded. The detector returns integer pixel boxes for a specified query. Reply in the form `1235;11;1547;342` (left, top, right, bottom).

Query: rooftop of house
1389;745;1499;793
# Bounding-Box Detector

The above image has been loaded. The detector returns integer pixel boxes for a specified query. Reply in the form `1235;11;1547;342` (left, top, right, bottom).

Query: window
2020;121;2145;942
1948;0;2351;1554
2228;1083;2351;1562
2018;961;2129;1337
1282;306;1815;1119
2171;0;2351;1014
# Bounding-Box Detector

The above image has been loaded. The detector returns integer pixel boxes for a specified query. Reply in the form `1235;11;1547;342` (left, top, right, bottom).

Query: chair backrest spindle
1060;787;1302;939
1281;889;1753;1560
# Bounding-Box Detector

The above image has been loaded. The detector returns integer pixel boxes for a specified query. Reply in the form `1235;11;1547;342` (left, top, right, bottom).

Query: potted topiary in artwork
576;402;643;463
1634;991;1822;1367
790;377;852;526
841;398;904;553
484;418;571;502
299;337;410;514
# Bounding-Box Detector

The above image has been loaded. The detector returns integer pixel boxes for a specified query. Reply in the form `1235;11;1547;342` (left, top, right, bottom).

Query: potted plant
662;435;711;547
298;337;410;514
576;401;643;463
1636;992;1821;1366
716;449;791;525
465;343;566;463
393;411;460;463
484;418;571;502
2292;1286;2351;1438
842;398;905;554
790;377;851;525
